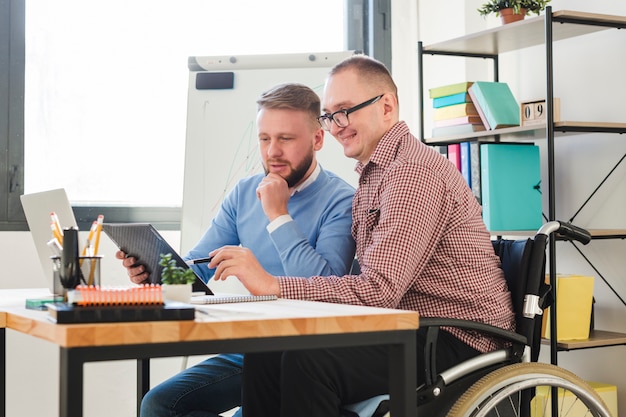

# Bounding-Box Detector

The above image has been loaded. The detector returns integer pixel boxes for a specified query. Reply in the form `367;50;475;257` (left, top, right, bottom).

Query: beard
264;152;314;188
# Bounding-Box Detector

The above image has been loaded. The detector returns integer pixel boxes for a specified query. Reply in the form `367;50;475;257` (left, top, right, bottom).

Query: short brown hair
330;55;398;100
256;83;321;123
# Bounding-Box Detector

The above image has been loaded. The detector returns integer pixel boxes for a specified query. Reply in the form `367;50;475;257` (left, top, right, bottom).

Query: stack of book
467;81;520;130
429;82;485;137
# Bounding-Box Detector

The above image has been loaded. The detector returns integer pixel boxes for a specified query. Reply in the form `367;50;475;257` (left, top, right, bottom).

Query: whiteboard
181;51;358;254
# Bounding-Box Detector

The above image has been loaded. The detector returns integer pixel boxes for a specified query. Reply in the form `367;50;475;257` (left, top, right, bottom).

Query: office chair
343;221;613;417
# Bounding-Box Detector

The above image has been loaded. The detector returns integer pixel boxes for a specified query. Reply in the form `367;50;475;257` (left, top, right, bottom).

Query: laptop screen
20;188;78;292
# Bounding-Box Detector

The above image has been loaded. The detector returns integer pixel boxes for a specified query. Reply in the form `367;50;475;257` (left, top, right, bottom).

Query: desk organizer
46;284;195;323
47;302;195;323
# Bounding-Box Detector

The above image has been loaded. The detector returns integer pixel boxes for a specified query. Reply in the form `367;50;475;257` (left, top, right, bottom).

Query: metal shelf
425;122;626;145
422;11;626;56
418;8;626;359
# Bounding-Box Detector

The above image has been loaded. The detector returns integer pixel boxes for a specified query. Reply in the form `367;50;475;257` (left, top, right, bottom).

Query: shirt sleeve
278;163;451;308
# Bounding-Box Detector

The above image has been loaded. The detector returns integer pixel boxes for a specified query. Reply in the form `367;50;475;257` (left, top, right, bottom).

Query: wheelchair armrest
420;317;527;345
420;317;527;387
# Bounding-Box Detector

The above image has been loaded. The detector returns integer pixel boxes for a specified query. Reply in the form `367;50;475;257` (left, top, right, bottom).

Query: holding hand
256;173;290;221
210;246;280;296
115;250;149;284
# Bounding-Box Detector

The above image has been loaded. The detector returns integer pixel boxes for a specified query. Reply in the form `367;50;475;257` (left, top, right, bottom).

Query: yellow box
542;274;594;340
531;381;618;417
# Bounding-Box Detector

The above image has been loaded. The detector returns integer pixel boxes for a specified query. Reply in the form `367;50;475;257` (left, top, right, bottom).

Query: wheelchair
343;220;613;417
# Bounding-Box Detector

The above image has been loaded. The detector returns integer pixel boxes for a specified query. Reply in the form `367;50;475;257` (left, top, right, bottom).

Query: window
24;0;346;209
4;0;391;231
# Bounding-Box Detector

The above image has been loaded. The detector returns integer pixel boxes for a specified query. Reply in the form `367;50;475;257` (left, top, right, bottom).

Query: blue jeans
141;353;243;417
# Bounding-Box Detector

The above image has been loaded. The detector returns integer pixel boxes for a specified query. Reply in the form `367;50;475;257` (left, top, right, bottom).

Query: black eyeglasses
317;95;383;131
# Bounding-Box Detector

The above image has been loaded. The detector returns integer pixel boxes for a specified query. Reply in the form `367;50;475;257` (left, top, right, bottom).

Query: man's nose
266;139;283;156
329;122;342;137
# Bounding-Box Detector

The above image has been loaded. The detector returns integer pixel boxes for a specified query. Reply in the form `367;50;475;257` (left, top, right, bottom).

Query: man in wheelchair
209;55;609;417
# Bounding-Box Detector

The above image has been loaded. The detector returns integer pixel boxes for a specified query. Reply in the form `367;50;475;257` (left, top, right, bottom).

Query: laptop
102;223;212;295
20;188;78;292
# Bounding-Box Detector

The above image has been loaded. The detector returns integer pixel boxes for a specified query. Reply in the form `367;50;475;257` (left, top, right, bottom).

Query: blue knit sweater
186;167;356;283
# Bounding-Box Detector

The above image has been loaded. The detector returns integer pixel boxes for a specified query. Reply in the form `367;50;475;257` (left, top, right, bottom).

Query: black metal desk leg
60;348;84;417
1;328;5;417
388;331;417;417
137;358;150;416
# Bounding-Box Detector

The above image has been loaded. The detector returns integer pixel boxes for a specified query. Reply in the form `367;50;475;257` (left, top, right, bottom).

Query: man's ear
381;93;398;119
313;127;325;151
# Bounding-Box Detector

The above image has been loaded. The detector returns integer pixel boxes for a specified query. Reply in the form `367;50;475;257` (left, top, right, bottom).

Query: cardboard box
531;381;618;417
542;274;594;340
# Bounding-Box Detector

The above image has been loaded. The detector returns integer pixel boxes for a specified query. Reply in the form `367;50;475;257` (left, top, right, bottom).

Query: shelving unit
417;8;626;360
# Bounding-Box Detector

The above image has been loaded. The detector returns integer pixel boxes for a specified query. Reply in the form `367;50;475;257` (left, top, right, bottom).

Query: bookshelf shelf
542;330;626;351
418;8;626;359
424;122;626;145
490;229;626;239
422;11;626;57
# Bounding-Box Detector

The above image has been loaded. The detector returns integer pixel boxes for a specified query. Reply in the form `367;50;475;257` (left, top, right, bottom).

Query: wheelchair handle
538;221;591;245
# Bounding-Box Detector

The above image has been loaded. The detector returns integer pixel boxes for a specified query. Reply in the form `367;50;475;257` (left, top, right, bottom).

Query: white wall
398;0;626;412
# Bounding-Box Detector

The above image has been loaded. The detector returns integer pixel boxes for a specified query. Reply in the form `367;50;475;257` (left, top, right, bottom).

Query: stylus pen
186;256;213;265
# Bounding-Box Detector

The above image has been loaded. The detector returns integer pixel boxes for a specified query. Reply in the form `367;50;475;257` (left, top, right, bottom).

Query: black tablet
102;223;212;295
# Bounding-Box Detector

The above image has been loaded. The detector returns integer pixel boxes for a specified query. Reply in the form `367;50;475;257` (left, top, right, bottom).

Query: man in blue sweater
116;83;356;417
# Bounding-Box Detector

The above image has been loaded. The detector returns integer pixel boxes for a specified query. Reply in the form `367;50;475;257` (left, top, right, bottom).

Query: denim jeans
141;353;243;417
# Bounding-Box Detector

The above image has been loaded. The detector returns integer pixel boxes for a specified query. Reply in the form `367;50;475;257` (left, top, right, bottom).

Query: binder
480;143;542;231
542;274;594;340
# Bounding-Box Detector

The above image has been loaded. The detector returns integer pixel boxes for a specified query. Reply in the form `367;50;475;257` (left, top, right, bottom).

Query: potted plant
159;253;196;303
477;0;551;24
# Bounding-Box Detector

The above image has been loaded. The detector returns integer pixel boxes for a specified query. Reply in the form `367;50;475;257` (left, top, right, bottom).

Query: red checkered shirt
278;122;515;352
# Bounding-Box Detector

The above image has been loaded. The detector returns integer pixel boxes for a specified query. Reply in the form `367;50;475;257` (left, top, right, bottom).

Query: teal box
480;143;542;231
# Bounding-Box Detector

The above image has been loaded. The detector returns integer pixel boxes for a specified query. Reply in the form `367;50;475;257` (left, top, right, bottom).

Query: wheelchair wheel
446;363;612;417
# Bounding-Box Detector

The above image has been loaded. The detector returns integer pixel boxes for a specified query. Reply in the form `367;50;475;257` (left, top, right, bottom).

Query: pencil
81;220;98;257
93;214;104;256
50;212;63;245
50;221;63;247
88;215;104;285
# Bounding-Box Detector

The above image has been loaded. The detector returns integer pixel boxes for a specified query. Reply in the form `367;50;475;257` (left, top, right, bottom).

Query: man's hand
115;250;149;285
256;173;290;221
210;246;280;296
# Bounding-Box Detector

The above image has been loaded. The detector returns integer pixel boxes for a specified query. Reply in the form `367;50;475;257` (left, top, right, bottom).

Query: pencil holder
51;255;103;299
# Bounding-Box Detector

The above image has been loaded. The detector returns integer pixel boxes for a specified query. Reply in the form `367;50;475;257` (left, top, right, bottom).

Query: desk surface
0;289;419;348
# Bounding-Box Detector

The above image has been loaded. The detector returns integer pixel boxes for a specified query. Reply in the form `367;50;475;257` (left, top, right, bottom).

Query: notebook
102;223;277;304
20;188;78;292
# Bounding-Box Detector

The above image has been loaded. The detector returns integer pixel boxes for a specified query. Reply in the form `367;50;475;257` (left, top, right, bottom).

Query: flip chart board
181;51;357;253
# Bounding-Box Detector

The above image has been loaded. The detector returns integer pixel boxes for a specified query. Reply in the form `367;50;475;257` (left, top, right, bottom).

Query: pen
186;256;213;265
47;238;63;257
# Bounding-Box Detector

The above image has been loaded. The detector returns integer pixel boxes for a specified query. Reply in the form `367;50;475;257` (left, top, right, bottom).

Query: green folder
480;143;542;231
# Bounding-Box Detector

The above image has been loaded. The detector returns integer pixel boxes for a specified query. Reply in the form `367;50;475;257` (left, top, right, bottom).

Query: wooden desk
1;289;419;417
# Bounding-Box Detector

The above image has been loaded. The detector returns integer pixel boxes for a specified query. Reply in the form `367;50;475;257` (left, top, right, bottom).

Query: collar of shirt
355;121;410;176
291;162;320;196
